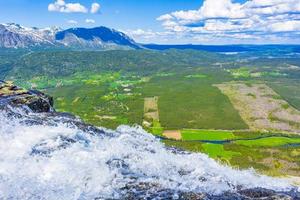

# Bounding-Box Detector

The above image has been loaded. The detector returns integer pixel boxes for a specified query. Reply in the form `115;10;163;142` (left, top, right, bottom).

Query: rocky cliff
0;80;53;112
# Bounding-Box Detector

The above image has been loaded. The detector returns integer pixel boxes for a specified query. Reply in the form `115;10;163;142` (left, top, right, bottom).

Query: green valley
1;48;300;177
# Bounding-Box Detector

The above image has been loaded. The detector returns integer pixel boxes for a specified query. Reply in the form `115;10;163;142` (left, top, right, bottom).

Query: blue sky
0;0;200;30
1;0;300;44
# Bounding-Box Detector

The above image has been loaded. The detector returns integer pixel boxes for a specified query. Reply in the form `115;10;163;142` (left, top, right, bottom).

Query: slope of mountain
55;27;141;49
0;23;140;50
0;23;58;48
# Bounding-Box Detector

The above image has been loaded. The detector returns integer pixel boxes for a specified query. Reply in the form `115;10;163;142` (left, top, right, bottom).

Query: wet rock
179;192;207;200
238;188;276;198
31;135;78;156
118;181;300;200
0;81;53;113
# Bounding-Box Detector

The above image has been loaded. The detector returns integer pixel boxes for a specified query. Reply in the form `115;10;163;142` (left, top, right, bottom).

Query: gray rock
0;81;53;112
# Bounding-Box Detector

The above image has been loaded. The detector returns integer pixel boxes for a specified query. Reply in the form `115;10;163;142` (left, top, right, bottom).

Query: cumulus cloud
269;20;300;32
48;1;101;14
91;3;101;14
155;0;300;43
124;29;175;43
85;19;96;24
126;29;156;39
48;0;88;13
156;14;173;21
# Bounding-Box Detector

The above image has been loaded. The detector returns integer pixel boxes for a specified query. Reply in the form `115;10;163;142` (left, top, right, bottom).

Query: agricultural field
181;129;236;141
143;96;159;126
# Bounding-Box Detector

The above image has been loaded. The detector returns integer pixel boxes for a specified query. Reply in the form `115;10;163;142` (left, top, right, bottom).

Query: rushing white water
0;109;296;199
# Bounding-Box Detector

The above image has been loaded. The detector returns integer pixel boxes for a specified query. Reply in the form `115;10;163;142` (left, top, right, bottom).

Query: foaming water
0;109;297;199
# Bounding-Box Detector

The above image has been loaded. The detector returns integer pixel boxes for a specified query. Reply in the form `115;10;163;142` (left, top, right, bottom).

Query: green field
268;79;300;110
46;73;145;128
43;69;247;130
181;129;235;141
164;131;300;176
235;137;300;147
202;143;241;162
141;75;247;130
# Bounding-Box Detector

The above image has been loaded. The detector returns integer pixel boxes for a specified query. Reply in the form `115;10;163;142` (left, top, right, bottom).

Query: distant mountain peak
0;23;140;50
3;23;22;28
55;26;140;49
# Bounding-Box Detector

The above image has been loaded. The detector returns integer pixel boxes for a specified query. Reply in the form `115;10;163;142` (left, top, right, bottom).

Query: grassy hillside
3;49;222;81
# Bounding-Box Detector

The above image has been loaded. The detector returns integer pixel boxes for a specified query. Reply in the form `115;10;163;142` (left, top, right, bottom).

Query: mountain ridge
0;23;140;50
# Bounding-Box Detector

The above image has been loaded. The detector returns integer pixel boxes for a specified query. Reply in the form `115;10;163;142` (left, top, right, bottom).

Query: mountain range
2;23;300;53
0;23;141;50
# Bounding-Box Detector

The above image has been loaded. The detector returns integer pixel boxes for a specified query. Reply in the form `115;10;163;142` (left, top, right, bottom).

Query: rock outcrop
0;80;53;112
0;80;106;134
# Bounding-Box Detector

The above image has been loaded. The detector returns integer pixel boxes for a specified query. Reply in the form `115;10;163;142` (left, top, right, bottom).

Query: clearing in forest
216;82;300;134
143;97;159;127
163;130;182;140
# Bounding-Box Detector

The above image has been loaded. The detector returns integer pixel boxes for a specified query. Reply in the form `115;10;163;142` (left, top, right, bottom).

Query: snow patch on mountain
0;23;140;50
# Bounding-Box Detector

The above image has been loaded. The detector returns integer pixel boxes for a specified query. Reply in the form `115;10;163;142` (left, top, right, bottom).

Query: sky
1;0;300;44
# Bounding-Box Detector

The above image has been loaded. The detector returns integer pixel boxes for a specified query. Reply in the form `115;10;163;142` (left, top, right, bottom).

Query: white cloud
269;20;300;32
48;0;88;13
155;0;300;43
200;0;245;19
126;29;156;39
85;19;96;24
67;20;78;24
91;3;101;14
156;14;173;21
244;0;300;15
163;0;245;25
124;29;175;43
